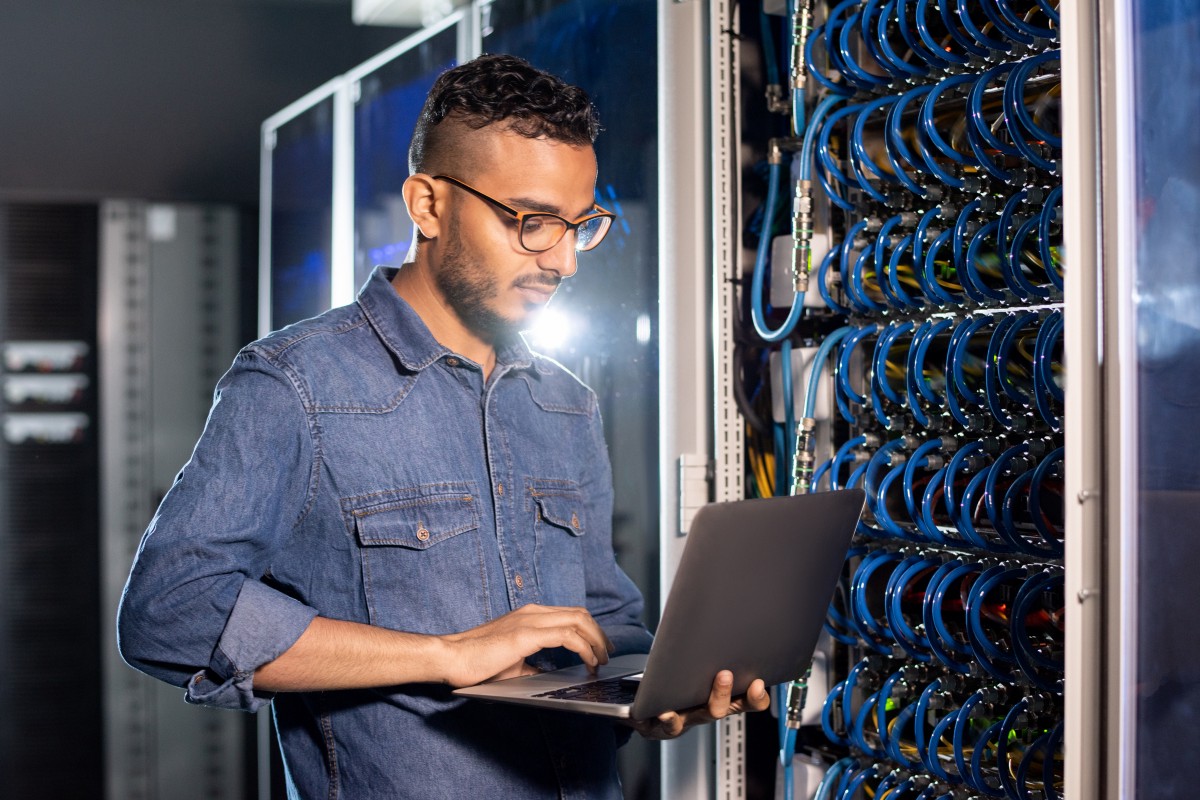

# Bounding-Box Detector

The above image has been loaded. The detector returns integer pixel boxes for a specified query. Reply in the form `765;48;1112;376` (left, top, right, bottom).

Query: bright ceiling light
524;307;581;354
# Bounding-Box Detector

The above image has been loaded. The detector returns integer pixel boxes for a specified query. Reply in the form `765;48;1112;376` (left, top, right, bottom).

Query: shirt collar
357;265;535;373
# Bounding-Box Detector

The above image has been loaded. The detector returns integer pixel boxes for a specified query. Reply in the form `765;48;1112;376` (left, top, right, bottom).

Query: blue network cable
1003;51;1061;172
850;240;888;313
887;233;927;310
1010;216;1053;299
886;555;939;660
1039;185;1066;291
899;0;951;68
922;228;965;306
1028;445;1065;552
919;74;982;169
837;6;890;89
965;564;1024;681
969;719;1009;798
935;0;989;57
978;0;1036;43
926;708;965;783
954;202;1006;303
901;438;944;528
964;221;1009;304
813;757;856;800
851;550;906;646
782;339;797;490
884;85;937;196
822;679;852;746
1011;569;1065;692
875;0;928;77
818;247;853;317
749;159;806;342
806;23;853;96
904;322;935;427
872;215;907;308
806;325;856;419
819;104;870;196
1017;724;1063;800
994;0;1057;40
956;0;1010;52
851;96;903;204
925;561;980;671
912;0;969;65
876;459;919;539
983;314;1022;428
873;321;914;406
838;325;879;407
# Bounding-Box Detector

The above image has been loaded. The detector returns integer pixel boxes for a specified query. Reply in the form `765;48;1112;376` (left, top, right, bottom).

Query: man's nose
536;234;578;278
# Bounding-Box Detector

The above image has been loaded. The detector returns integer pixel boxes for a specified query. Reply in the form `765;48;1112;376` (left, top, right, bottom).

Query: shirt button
497;482;505;496
446;357;459;366
571;512;580;529
416;524;430;542
514;574;525;590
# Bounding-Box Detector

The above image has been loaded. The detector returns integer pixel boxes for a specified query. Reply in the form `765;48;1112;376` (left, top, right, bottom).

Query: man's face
430;128;599;341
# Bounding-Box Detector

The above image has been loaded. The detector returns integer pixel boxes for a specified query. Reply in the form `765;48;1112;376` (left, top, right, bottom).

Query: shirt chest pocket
350;487;488;635
530;488;587;607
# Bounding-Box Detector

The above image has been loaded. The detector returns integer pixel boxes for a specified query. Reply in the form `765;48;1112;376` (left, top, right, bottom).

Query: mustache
513;275;562;291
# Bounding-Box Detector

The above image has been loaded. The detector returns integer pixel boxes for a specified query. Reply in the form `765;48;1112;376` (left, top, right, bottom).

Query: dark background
0;0;409;205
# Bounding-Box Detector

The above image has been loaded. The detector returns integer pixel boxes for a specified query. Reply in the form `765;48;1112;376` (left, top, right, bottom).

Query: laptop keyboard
533;677;638;705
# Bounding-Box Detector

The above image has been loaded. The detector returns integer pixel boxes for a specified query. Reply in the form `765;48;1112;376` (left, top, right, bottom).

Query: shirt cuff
185;579;319;712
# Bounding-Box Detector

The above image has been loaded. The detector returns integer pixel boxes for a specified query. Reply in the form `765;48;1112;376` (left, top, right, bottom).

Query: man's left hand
626;670;771;740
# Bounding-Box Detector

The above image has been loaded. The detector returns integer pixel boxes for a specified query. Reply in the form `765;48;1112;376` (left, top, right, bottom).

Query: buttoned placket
480;362;538;610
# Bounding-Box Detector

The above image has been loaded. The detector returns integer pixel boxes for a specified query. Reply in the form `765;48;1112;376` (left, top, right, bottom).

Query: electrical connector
784;665;812;730
791;179;813;293
792;416;817;494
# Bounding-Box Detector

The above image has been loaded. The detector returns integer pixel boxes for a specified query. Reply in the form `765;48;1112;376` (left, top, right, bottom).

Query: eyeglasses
433;175;615;253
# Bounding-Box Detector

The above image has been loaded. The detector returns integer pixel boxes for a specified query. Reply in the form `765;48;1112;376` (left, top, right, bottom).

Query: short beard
433;228;519;342
434;221;559;345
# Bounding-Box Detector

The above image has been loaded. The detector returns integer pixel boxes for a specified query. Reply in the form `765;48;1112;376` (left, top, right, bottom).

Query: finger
652;712;684;740
526;608;610;660
706;670;735;718
746;679;770;711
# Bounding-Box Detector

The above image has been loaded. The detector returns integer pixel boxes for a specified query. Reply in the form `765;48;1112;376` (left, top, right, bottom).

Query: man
118;54;768;799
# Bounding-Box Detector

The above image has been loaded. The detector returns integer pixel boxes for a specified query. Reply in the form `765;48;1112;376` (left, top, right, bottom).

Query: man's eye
523;217;547;234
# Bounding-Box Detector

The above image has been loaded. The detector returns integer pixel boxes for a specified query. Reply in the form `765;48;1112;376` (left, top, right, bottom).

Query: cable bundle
748;0;1067;795
820;659;1064;799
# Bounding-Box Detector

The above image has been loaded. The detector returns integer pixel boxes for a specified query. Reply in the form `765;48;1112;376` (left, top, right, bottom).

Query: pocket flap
354;494;479;550
533;491;585;536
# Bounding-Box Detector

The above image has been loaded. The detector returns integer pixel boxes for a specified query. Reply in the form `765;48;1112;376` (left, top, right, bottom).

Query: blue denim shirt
117;266;653;799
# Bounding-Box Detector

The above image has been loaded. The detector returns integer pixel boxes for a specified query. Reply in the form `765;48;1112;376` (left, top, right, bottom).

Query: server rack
692;0;1200;798
100;202;244;800
0;203;102;798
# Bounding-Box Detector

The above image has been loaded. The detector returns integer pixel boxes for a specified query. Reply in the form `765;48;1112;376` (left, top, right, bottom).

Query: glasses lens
575;216;612;252
519;215;567;252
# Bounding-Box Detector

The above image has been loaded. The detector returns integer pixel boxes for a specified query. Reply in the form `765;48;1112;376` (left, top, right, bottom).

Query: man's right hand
439;604;613;687
254;605;613;693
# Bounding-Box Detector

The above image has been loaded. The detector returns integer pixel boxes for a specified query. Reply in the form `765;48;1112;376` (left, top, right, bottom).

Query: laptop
453;488;865;720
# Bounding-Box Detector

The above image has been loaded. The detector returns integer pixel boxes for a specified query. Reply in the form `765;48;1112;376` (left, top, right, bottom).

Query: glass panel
1132;4;1200;797
355;26;459;291
270;98;335;329
482;0;659;611
482;4;659;791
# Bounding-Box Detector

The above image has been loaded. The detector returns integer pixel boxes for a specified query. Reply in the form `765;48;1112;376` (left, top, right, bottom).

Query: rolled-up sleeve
117;350;320;712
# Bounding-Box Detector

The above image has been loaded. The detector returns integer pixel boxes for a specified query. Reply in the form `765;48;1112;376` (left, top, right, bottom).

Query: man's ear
402;174;442;240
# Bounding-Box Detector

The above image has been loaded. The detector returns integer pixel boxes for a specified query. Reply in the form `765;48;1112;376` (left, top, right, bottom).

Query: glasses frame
432;174;616;253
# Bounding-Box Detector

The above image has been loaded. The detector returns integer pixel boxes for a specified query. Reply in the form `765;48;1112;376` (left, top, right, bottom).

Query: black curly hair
408;54;601;175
